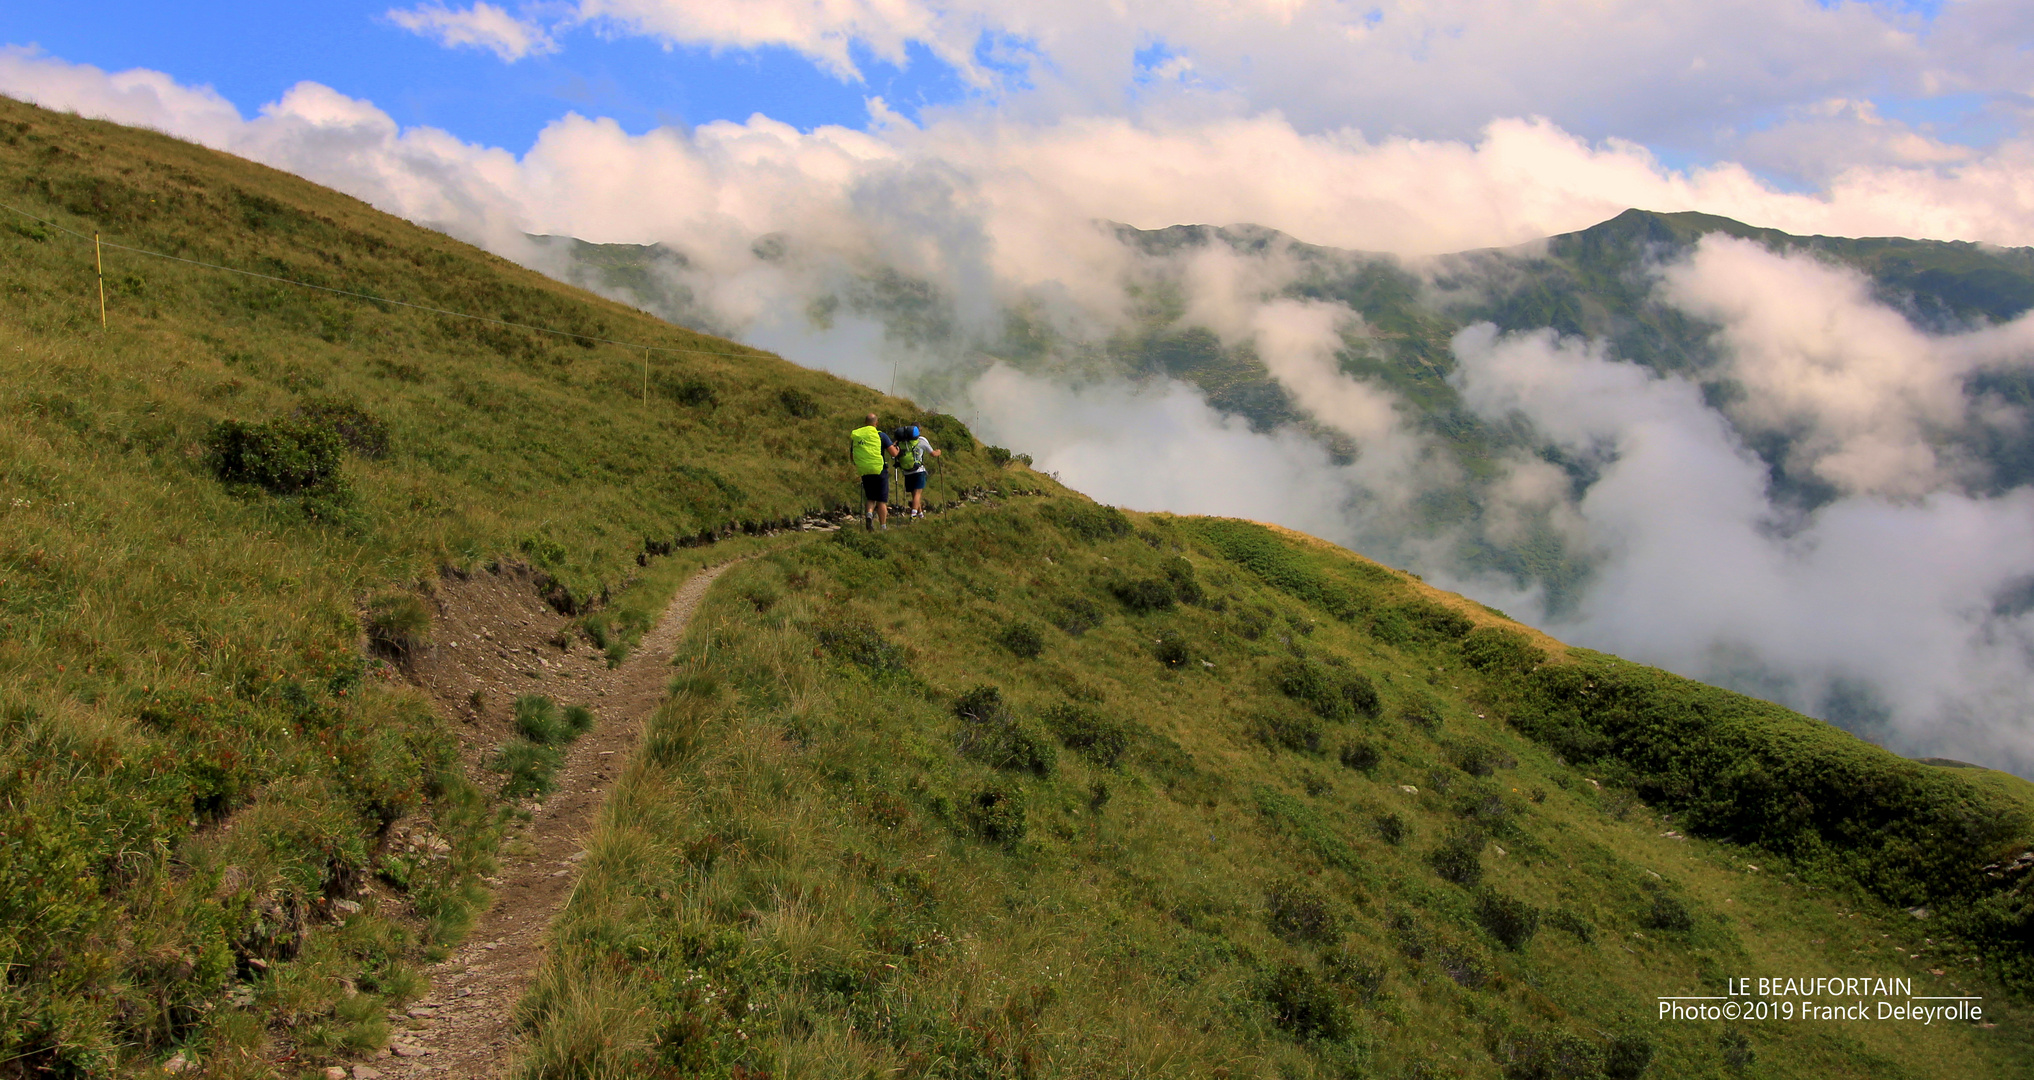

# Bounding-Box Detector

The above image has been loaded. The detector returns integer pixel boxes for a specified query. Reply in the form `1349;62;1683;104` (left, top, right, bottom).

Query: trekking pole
95;233;107;329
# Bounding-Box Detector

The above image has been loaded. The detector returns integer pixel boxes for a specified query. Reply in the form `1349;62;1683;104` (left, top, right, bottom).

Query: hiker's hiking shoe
863;510;874;531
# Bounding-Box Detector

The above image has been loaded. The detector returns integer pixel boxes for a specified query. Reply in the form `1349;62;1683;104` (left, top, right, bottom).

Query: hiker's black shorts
861;472;889;502
904;470;927;492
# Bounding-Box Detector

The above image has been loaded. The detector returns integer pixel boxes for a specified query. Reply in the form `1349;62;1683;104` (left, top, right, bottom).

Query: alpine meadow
1;92;2032;1080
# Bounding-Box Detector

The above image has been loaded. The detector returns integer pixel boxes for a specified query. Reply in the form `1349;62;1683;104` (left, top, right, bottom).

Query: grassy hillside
0;94;1025;1076
528;503;2034;1078
2;94;2031;1080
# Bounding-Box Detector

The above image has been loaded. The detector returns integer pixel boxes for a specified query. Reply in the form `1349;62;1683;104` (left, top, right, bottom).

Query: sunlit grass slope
532;502;2033;1080
0;94;1032;1076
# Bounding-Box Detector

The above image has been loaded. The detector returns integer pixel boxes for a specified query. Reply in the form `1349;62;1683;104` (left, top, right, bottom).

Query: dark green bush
1321;947;1389;1003
1549;908;1595;943
295;396;391;459
1452;740;1513;777
1719;1029;1754;1075
364;592;430;656
1493;1028;1604;1080
1265;878;1342;944
1258;712;1324;755
1340;740;1380;772
1162;556;1204;605
671;378;717;407
1461;626;1546;676
1431;829;1485;887
1277;659;1379;721
1476;889;1541;951
829;526;888;559
1043;703;1131;768
1112;578;1175;613
207;416;346;495
777;387;821;418
985;446;1013;467
1375;811;1408;846
814;622;911;679
1603;1032;1654;1079
997;622;1045;659
1055;596;1105;636
1262;964;1348;1041
1643;886;1694;932
963;786;1026;846
1153;629;1190;668
1050;502;1131;542
954;686;1056;776
1373;600;1474;647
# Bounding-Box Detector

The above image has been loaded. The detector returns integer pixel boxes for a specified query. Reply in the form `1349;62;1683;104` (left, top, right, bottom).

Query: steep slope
3;95;2030;1080
525;503;2034;1078
0;94;1031;1077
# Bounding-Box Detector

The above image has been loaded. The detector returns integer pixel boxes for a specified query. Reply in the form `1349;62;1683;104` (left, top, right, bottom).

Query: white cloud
1450;323;2034;774
387;2;558;62
554;0;2031;150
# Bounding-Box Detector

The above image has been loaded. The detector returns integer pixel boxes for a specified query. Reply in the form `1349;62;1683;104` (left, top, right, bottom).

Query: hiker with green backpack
895;424;942;519
849;413;897;531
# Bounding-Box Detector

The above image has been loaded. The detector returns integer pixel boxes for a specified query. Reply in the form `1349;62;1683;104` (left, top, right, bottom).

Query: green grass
0;95;1051;1076
525;499;2033;1079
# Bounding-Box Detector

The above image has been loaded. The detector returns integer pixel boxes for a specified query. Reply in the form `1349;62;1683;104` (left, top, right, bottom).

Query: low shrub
985;446;1012;467
829;526;888;559
954;686;1055;776
997;622;1045;659
963;785;1026;846
1431;829;1486;887
1461;626;1545;676
1643;886;1695;932
1262;964;1349;1042
1719;1029;1755;1075
1476;889;1542;951
1603;1032;1655;1080
1049;502;1131;541
1339;740;1381;772
1042;703;1132;768
777;387;821;418
1162;556;1204;605
1493;1028;1604;1080
1375;812;1409;846
1321;947;1389;1003
671;378;717;407
207;416;346;495
1258;712;1324;755
491;739;563;799
1265;878;1342;945
364;593;430;657
1372;600;1474;647
1153;629;1191;668
1113;578;1176;613
1277;659;1380;721
295;396;391;459
513;695;588;747
1549;908;1595;943
1055;596;1105;636
1451;740;1514;778
814;622;911;679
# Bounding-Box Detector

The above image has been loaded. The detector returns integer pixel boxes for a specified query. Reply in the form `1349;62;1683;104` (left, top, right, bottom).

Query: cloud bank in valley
3;47;2033;773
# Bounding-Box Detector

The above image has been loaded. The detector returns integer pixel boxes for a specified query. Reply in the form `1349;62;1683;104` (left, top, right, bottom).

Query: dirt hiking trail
348;561;736;1080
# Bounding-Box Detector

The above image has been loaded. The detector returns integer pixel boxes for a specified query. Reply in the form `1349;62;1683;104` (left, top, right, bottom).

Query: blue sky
2;1;963;148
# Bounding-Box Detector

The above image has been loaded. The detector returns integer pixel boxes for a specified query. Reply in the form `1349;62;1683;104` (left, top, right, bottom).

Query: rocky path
344;562;737;1080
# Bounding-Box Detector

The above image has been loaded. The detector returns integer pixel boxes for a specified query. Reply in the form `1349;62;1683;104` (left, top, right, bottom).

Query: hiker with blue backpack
896;424;942;519
849;413;898;531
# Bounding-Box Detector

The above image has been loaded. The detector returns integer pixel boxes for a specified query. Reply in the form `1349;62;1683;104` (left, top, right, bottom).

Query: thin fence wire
0;199;769;362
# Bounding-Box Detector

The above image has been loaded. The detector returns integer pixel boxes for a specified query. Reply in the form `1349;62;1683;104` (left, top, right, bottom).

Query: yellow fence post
95;232;107;329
